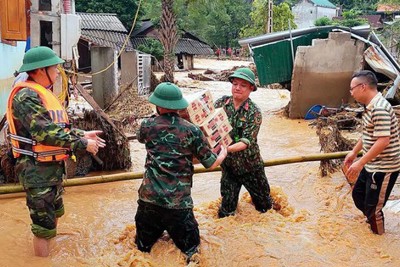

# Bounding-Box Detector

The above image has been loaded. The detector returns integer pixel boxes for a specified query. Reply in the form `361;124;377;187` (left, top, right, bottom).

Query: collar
366;92;381;110
225;96;250;111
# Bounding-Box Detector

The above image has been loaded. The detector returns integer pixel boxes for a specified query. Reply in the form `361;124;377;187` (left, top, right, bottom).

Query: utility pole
266;0;273;33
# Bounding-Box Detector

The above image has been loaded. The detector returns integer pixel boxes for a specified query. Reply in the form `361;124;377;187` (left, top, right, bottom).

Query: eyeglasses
350;83;364;92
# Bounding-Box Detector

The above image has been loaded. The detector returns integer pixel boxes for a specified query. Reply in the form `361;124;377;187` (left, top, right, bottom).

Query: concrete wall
120;50;137;85
0;42;26;116
293;0;337;29
289;32;364;119
91;47;118;109
30;0;61;55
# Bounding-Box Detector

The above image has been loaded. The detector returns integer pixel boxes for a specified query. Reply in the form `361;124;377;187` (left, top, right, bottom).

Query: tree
315;17;334;26
333;10;368;27
137;39;164;61
142;0;252;48
159;0;178;82
240;1;297;38
75;0;142;30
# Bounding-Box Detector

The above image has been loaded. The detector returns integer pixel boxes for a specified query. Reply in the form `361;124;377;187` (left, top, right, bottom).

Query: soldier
135;82;227;263
214;67;273;218
6;46;105;257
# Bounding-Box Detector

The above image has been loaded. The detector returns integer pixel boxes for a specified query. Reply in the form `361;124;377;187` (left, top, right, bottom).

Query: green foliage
315;17;334;26
75;0;142;30
137;39;164;61
240;1;297;38
273;3;297;32
142;0;252;48
334;10;368;27
379;20;400;60
330;0;379;12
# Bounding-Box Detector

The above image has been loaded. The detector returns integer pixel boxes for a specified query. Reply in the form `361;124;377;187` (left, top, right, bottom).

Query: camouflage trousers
135;200;200;257
218;166;272;218
26;184;65;239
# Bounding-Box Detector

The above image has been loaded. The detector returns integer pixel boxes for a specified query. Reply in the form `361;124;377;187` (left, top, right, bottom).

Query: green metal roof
311;0;336;9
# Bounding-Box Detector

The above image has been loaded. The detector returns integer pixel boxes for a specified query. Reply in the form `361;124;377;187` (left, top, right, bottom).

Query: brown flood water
1;60;400;266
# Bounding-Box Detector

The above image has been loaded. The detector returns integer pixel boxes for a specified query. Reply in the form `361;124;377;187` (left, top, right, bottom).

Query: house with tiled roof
292;0;339;29
132;19;213;70
77;13;134;72
77;12;152;102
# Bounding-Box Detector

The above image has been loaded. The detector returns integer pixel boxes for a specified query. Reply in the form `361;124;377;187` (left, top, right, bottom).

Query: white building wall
293;0;337;29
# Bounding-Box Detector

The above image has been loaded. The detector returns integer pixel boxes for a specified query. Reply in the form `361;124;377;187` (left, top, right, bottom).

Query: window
0;0;27;41
39;0;51;11
40;21;52;48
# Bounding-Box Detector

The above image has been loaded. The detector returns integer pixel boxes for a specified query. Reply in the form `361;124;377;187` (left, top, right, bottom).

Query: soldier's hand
218;146;228;159
84;130;106;148
86;139;99;155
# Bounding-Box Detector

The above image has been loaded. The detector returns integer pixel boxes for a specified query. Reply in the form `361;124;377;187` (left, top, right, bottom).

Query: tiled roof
78;13;127;32
377;4;400;12
77;13;132;50
131;37;213;55
311;0;336;9
133;19;154;36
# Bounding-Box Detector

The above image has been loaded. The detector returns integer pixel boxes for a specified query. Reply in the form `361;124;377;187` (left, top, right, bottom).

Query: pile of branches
69;110;132;177
316;113;360;176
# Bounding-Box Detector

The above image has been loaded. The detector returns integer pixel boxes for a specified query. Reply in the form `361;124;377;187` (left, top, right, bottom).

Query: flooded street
1;58;400;266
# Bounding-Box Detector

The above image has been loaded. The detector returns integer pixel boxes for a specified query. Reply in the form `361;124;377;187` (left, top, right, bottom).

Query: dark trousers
218;167;272;218
135;200;200;257
352;168;398;235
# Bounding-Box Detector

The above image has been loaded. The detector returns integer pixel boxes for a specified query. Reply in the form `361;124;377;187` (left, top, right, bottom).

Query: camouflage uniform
135;112;217;257
11;87;87;238
215;96;272;217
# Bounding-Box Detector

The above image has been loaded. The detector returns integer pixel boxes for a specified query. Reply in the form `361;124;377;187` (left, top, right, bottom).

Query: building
292;0;338;29
132;19;213;70
0;0;79;116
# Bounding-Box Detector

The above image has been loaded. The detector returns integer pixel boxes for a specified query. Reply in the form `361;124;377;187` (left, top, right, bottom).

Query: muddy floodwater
1;58;400;267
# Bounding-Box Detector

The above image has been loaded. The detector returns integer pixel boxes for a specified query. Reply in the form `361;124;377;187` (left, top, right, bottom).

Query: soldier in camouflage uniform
6;46;105;257
135;82;227;262
214;67;273;218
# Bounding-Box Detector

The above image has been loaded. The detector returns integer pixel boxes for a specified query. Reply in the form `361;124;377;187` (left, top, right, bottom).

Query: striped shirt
362;93;400;172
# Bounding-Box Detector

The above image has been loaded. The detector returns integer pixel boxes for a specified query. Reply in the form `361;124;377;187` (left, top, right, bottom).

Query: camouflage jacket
215;95;264;175
10;87;87;189
137;112;217;209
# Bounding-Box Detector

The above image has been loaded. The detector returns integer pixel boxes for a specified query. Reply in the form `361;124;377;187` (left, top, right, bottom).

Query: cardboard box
211;135;233;154
199;107;229;132
206;128;233;147
200;117;231;137
185;89;214;118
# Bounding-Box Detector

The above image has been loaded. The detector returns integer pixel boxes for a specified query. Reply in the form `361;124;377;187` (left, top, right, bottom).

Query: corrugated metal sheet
253;30;330;85
131;37;213;55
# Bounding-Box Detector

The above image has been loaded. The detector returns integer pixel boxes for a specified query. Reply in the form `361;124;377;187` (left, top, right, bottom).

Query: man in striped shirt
344;70;400;235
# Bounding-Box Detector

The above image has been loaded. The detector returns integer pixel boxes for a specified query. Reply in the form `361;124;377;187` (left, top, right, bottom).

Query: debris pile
106;82;155;134
315;112;361;176
187;64;258;83
69;110;132;176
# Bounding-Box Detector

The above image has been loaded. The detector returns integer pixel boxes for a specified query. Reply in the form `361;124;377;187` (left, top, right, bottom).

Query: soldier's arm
13;89;87;151
240;108;262;148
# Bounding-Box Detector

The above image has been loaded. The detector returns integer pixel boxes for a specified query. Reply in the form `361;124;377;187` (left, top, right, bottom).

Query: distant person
344;70;400;235
227;47;232;58
135;82;227;263
6;46;105;257
216;48;221;60
214;67;274;218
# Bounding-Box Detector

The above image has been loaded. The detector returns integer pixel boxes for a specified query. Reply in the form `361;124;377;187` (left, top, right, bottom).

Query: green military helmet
228;67;257;91
19;46;65;73
149;82;189;110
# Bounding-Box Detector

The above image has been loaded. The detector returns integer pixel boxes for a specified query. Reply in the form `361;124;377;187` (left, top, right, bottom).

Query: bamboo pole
0;151;351;195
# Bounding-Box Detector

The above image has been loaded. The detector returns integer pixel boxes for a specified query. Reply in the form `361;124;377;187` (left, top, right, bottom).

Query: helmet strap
45;67;54;90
